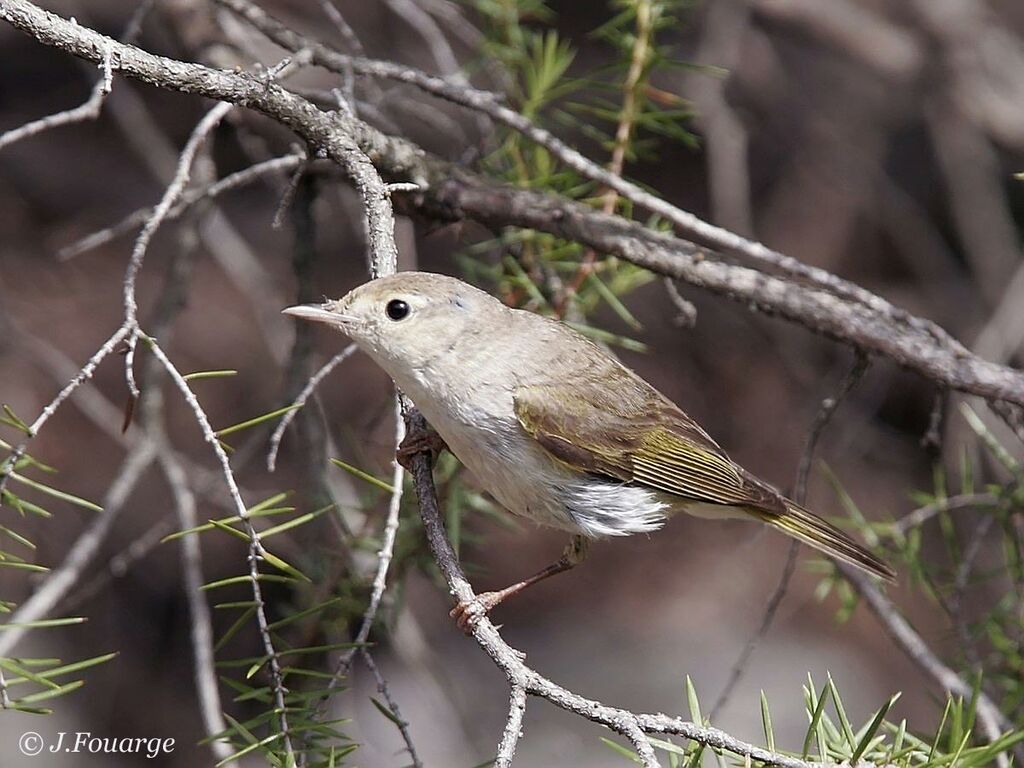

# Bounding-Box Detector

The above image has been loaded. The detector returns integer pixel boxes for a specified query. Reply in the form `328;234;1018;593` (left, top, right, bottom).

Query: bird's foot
449;591;505;634
396;428;448;470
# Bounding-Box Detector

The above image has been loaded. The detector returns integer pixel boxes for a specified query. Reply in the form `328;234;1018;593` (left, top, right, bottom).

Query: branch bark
403;410;830;768
1;2;1018;763
2;0;1023;415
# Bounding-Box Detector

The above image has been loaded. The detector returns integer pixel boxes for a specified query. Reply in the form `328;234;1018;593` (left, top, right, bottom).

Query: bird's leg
396;426;448;470
451;535;590;633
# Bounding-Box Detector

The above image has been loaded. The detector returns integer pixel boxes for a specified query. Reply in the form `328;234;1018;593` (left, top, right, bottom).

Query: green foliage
1;410;117;713
460;0;695;346
869;406;1023;729
798;405;1024;764
609;673;1024;766
177;488;359;766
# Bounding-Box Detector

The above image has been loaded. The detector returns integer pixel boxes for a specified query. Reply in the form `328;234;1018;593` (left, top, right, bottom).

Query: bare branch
794;353;870;499
0;666;11;709
4;0;1023;411
841;563;1012;757
0;43;112;151
328;398;406;689
360;649;423;768
495;684;527;768
158;447;235;765
271;153;309;229
711;352;869;720
384;0;462;82
403;410;829;768
214;0;503;106
662;278;698;328
147;338;296;760
890;493;1000;536
120;100;234;427
58;153;311;260
318;1;364;56
267;344;357;471
0;324;131;499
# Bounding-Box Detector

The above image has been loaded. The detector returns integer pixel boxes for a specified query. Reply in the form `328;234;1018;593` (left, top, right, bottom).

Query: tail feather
755;501;895;582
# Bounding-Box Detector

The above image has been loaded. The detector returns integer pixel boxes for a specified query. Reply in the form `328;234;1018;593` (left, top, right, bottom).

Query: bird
284;271;894;628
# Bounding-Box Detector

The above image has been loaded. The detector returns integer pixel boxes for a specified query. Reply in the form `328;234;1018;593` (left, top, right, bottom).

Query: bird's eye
385;299;410;321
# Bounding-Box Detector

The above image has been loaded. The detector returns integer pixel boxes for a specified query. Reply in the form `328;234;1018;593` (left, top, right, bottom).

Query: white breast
403;375;668;537
386;326;670;538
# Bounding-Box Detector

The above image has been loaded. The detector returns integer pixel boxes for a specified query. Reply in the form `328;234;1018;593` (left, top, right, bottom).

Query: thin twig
58;154;311;260
841;562;1012;760
148;339;296;759
120;101;235;426
271;154;309;229
0;43;112;151
316;0;387;114
384;0;462;82
328;397;406;687
60;518;174;611
795;353;871;499
159;446;235;765
947;513;997;674
0;325;131;499
710;352;869;720
360;649;423;768
663;278;698;327
119;0;155;45
318;0;364;55
0;665;11;709
890;493;1000;536
267;344;358;471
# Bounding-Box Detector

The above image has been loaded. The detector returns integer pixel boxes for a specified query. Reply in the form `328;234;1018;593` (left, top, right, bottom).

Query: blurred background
1;0;1023;765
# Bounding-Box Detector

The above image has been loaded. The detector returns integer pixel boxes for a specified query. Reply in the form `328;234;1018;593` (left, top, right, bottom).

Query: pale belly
419;400;670;538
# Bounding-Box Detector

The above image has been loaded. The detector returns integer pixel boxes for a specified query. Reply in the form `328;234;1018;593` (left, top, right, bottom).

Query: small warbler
285;272;894;627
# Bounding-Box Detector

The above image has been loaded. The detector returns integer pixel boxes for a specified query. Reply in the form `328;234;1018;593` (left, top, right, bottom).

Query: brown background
1;0;1022;765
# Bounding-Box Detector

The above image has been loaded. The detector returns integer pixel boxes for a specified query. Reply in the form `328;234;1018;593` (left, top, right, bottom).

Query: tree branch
403;409;834;768
212;0;978;336
0;42;112;150
1;2;1018;763
2;0;1022;415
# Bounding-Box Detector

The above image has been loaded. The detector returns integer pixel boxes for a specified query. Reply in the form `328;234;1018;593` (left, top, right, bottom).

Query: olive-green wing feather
513;378;780;511
514;376;894;582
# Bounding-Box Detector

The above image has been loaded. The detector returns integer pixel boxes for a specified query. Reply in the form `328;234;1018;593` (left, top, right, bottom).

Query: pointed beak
282;303;353;327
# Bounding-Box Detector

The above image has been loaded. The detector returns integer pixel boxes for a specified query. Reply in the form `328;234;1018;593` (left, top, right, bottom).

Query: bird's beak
281;303;354;327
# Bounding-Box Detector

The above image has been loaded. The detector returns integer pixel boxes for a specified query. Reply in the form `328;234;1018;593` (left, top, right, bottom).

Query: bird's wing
514;373;896;581
513;373;784;513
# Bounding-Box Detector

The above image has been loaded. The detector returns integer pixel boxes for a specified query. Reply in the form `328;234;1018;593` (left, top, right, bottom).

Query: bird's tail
754;500;896;582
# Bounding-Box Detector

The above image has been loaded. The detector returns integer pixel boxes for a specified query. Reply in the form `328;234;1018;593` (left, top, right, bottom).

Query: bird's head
283;271;503;375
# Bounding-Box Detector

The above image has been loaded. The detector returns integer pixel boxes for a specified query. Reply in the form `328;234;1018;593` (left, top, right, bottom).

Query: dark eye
385;299;410;321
